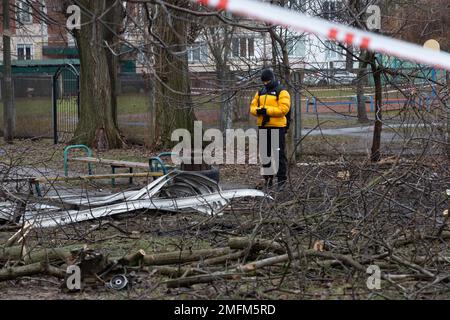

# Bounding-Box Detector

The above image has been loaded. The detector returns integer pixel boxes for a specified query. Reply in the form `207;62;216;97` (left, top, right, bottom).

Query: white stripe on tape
193;0;450;71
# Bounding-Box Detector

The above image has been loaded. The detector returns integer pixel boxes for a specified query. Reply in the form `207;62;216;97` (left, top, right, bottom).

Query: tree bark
0;262;65;281
356;51;370;123
218;69;233;132
268;26;295;163
72;0;124;149
205;23;234;132
142;247;231;266
228;237;286;254
370;53;383;162
153;1;196;148
0;245;77;264
446;70;450;161
2;0;14;143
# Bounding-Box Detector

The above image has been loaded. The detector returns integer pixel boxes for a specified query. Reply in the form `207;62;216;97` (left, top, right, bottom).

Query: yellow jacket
250;86;291;127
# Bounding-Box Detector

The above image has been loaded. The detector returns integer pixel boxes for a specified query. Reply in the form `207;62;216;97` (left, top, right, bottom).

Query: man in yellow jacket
250;69;290;190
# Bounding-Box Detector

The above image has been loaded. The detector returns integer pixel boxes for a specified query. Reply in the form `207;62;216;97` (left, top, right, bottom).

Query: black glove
256;108;267;115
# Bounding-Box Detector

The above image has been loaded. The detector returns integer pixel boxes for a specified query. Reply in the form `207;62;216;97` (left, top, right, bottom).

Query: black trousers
258;127;287;181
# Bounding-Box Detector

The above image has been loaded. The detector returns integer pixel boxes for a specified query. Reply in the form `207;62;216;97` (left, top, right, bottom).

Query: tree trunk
153;1;196;148
356;51;370;123
2;0;14;143
72;0;124;150
445;70;450;161
218;68;233;131
206;23;234;133
269;28;296;163
370;54;383;162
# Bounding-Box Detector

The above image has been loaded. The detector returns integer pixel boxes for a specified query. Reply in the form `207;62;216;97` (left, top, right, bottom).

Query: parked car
330;70;358;85
303;71;330;86
303;70;358;86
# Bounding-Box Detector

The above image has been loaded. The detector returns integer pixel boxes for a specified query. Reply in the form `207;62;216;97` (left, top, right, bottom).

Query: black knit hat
261;69;274;82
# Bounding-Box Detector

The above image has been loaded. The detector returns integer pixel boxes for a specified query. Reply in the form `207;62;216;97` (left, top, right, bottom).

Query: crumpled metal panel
28;189;269;228
1;171;271;228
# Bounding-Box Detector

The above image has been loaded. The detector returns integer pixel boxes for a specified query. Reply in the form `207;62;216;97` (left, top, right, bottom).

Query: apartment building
0;0;354;75
0;0;73;62
186;0;355;74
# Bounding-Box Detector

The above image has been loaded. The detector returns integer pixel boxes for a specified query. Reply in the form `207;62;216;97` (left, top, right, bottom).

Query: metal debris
1;171;270;228
107;275;129;290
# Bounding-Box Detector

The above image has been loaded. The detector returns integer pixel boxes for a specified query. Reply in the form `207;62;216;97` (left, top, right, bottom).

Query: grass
301;134;364;155
0;91;433;144
302;114;363;129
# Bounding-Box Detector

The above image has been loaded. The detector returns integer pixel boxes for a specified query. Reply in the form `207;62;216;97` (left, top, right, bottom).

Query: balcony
42;46;79;57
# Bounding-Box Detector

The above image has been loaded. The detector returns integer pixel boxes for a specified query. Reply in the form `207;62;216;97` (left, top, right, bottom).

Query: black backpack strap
257;89;260;108
275;83;285;100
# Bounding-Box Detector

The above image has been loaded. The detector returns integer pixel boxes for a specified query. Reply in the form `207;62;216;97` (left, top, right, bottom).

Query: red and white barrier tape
193;0;450;71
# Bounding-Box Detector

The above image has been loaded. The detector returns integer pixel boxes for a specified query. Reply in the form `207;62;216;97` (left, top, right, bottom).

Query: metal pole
52;75;58;144
2;0;14;143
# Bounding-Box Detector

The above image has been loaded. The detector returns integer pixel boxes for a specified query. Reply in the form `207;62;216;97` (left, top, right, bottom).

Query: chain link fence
0;75;53;139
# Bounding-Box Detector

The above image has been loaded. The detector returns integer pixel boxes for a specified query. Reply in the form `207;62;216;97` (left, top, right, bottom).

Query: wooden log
0;245;81;264
194;250;246;267
0;262;65;281
118;249;146;266
239;249;366;273
145;266;192;278
4;222;32;247
165;249;367;288
228;237;286;254
143;248;231;265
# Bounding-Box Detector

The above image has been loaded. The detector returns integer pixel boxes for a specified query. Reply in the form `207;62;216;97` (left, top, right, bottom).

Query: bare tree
150;0;196;149
1;0;14;143
204;20;235;131
72;0;125;149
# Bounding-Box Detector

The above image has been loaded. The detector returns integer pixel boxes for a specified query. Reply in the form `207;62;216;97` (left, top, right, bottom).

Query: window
17;44;33;60
325;41;343;59
287;37;306;58
137;51;146;65
322;0;344;21
188;42;208;63
17;1;32;24
67;33;76;47
231;37;255;58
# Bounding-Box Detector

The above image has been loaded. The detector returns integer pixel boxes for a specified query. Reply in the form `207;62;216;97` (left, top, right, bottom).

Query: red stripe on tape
218;0;228;9
344;33;354;45
328;28;338;40
360;37;371;49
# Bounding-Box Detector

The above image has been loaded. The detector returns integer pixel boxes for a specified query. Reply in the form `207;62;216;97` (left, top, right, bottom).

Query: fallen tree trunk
0;245;81;264
239;250;366;273
228;237;286;254
4;222;32;247
0;262;65;281
119;249;146;266
193;250;246;267
142;248;231;266
165;249;367;288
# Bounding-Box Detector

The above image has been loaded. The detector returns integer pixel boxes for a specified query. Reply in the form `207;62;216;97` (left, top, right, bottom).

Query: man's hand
256;108;267;115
